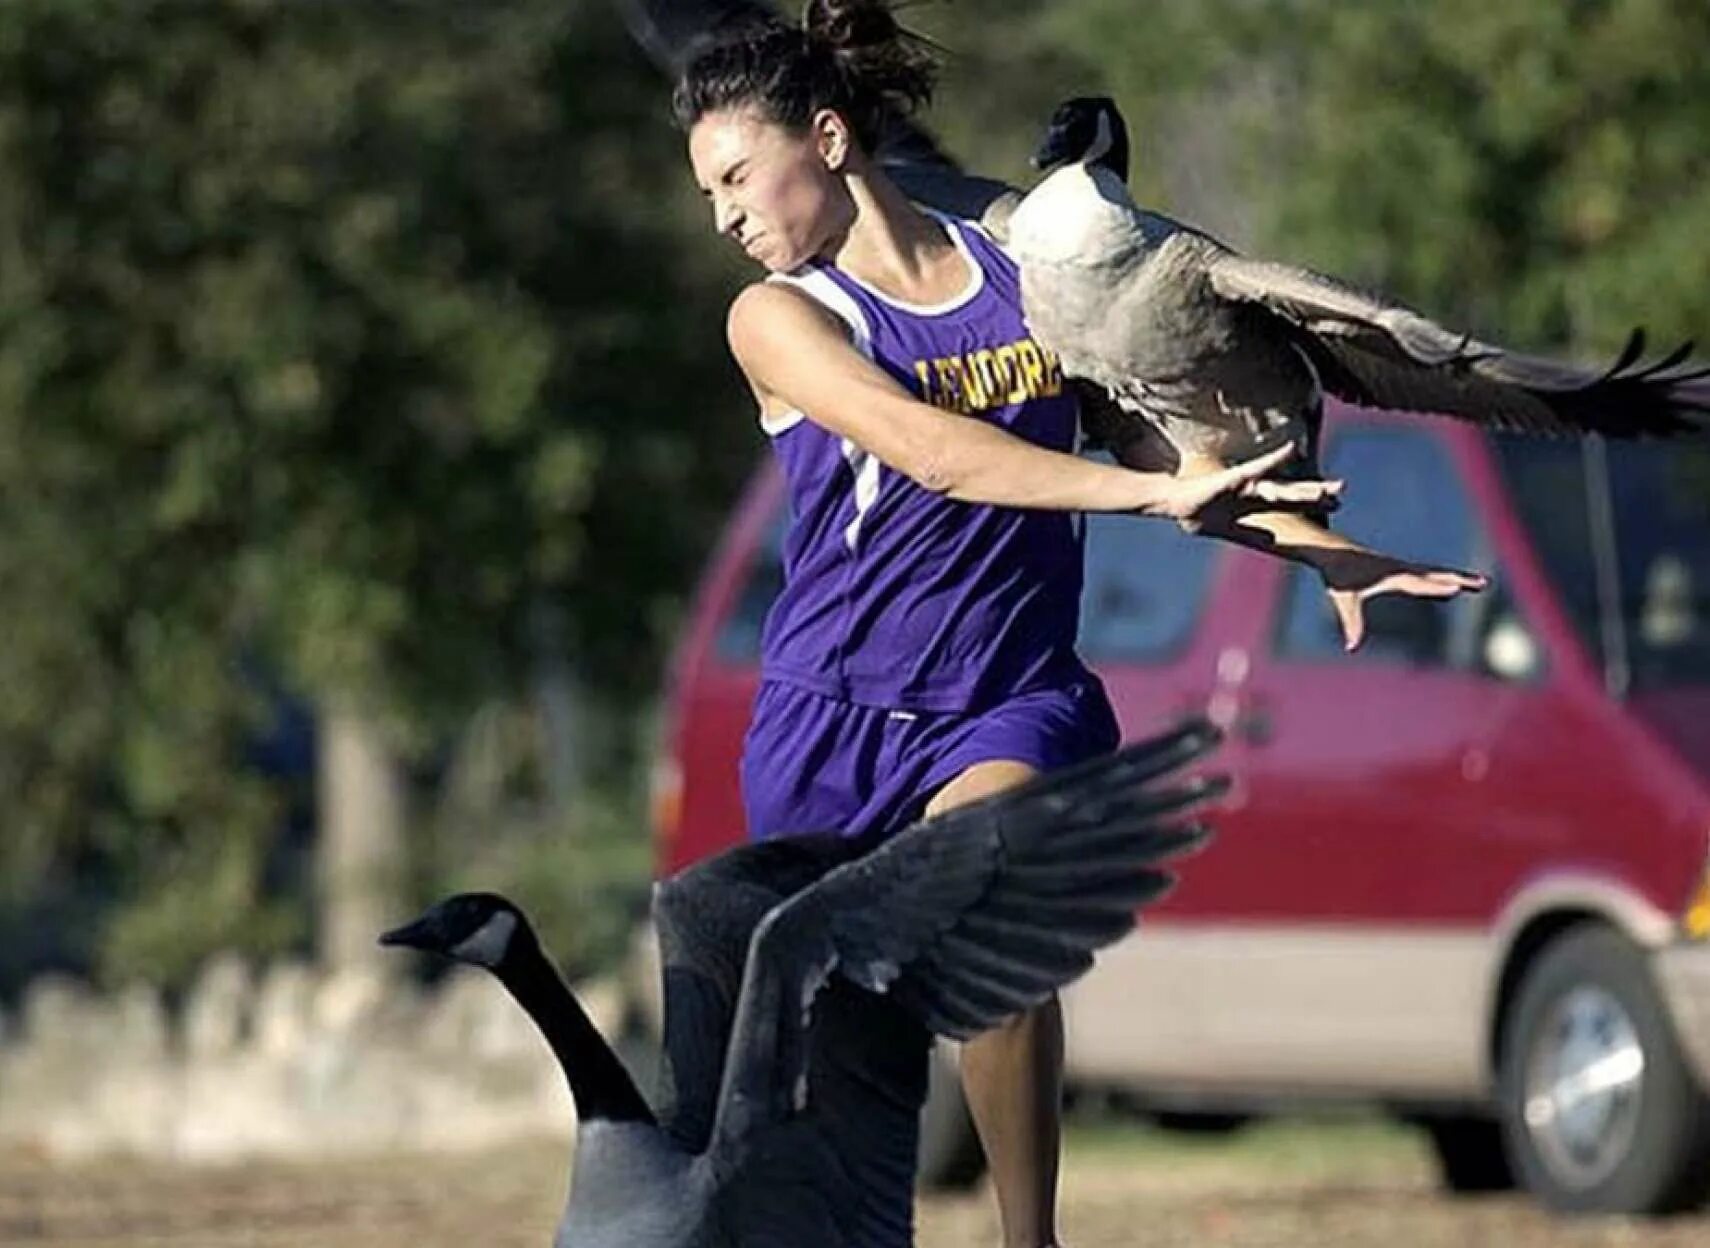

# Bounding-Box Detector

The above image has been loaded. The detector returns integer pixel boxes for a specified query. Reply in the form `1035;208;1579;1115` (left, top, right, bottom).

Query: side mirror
1484;616;1541;682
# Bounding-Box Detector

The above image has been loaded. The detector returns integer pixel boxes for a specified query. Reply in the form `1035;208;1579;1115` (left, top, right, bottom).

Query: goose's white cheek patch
453;910;518;967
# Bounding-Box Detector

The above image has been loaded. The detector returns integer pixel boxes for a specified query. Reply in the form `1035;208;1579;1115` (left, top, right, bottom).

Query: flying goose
998;96;1710;645
382;719;1225;1248
1006;96;1710;467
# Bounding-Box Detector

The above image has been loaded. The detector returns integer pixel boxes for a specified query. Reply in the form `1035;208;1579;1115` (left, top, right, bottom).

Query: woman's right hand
1150;444;1344;523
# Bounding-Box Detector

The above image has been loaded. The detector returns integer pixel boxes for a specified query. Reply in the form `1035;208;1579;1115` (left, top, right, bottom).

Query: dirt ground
2;1116;1707;1247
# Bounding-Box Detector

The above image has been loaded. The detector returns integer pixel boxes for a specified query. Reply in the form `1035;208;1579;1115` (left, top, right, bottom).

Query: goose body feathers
1007;97;1710;464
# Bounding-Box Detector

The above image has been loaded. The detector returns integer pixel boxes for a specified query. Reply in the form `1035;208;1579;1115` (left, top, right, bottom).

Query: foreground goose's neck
1099;134;1130;188
1012;166;1149;266
494;938;656;1127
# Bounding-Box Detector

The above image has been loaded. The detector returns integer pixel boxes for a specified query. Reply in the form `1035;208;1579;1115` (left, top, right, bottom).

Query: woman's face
688;105;855;273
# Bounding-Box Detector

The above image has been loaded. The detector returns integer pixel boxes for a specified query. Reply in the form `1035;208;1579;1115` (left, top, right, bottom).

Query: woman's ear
810;108;853;172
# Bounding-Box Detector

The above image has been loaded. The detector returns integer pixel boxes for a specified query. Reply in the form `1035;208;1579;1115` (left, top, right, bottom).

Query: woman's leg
925;759;1063;1248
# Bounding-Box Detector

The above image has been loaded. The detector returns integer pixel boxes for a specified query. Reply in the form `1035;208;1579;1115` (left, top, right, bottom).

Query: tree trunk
316;704;405;975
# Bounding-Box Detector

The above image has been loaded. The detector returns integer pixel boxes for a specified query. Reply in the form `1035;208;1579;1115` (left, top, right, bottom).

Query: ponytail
672;0;940;153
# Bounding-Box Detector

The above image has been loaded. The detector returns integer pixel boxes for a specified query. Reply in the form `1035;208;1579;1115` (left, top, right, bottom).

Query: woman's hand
1148;444;1343;523
1316;549;1490;652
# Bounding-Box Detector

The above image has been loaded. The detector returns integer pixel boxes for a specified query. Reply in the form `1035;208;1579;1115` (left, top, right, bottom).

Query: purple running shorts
740;675;1121;844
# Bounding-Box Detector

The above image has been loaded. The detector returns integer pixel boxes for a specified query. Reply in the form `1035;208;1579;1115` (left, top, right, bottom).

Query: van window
1488;436;1598;656
1079;511;1218;662
1275;425;1520;674
714;503;787;664
1494;434;1710;693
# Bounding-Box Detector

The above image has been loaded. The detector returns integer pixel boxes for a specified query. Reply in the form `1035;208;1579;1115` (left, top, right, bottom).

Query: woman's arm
727;283;1332;520
1103;423;1487;651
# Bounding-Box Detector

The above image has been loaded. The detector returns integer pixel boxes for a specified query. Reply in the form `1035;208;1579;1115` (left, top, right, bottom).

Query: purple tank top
758;215;1089;713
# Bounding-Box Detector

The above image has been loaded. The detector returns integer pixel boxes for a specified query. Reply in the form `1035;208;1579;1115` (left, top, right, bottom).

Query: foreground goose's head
1031;96;1130;184
380;891;522;969
382;892;660;1133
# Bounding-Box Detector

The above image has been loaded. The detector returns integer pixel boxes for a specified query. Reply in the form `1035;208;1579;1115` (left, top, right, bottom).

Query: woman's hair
671;0;939;154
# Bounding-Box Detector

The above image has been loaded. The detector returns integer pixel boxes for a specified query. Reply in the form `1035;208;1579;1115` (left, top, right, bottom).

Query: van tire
1418;1114;1514;1193
917;1041;986;1191
1498;926;1710;1214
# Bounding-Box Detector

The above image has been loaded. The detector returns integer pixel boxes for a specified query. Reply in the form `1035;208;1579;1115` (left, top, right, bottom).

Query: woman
671;5;1336;1245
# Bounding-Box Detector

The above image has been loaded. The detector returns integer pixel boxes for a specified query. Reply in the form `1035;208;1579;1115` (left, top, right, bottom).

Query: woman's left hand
1319;551;1490;651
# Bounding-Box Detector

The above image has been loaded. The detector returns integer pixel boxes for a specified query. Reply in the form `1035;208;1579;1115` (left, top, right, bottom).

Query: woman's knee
924;758;1040;820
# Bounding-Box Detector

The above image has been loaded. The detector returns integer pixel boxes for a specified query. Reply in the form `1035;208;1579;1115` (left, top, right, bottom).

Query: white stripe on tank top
757;268;874;436
761;268;884;550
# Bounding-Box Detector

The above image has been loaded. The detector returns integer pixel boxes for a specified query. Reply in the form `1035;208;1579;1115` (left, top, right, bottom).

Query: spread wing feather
1207;255;1710;438
706;719;1225;1165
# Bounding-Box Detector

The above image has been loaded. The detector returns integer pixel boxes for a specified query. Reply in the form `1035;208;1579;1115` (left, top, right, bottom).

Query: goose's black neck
494;934;656;1127
1099;113;1131;185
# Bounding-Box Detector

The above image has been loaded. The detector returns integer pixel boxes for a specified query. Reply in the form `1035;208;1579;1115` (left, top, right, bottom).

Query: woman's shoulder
729;271;873;354
728;277;839;329
726;278;870;365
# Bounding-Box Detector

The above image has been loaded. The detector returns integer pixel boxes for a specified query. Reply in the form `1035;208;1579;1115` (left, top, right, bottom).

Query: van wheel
1498;926;1710;1214
917;1041;986;1191
1418;1114;1513;1193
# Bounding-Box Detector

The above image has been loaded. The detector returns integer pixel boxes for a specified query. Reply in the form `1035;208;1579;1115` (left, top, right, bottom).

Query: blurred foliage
405;692;656;982
1;0;1705;992
428;780;654;985
0;0;749;990
908;0;1095;189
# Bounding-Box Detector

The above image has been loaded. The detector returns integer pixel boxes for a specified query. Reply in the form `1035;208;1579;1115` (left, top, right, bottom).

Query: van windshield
1492;433;1710;694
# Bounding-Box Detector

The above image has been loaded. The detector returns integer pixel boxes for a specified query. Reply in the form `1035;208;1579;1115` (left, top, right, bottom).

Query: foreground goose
382;720;1223;1248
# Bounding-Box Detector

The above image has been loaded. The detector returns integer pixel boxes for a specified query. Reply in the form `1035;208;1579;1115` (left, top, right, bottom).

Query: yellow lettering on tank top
1016;341;1047;399
965;351;997;410
914;360;936;405
1040;344;1064;396
913;336;1061;414
994;344;1027;404
933;358;968;413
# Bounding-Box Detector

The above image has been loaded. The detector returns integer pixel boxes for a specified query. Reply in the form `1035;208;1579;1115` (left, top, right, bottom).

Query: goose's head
1031;96;1130;184
380;892;526;969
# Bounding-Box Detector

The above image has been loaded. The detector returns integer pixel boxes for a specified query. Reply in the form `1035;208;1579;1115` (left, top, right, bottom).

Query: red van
650;403;1710;1215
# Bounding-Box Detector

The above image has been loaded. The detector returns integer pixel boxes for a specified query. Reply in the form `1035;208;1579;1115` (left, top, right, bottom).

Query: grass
1062;1108;1434;1184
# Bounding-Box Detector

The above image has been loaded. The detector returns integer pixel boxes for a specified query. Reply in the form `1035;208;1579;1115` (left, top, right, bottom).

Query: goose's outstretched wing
613;0;781;72
706;719;1225;1163
887;165;1024;241
1207;254;1710;438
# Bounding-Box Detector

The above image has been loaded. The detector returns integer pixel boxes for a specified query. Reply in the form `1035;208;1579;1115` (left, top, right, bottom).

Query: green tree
0;0;751;988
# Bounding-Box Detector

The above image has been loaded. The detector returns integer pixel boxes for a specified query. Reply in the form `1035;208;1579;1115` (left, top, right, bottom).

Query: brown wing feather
1209;255;1710;439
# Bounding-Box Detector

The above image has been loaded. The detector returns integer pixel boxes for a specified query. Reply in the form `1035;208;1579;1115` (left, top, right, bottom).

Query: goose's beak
1030;126;1076;173
378;914;437;951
